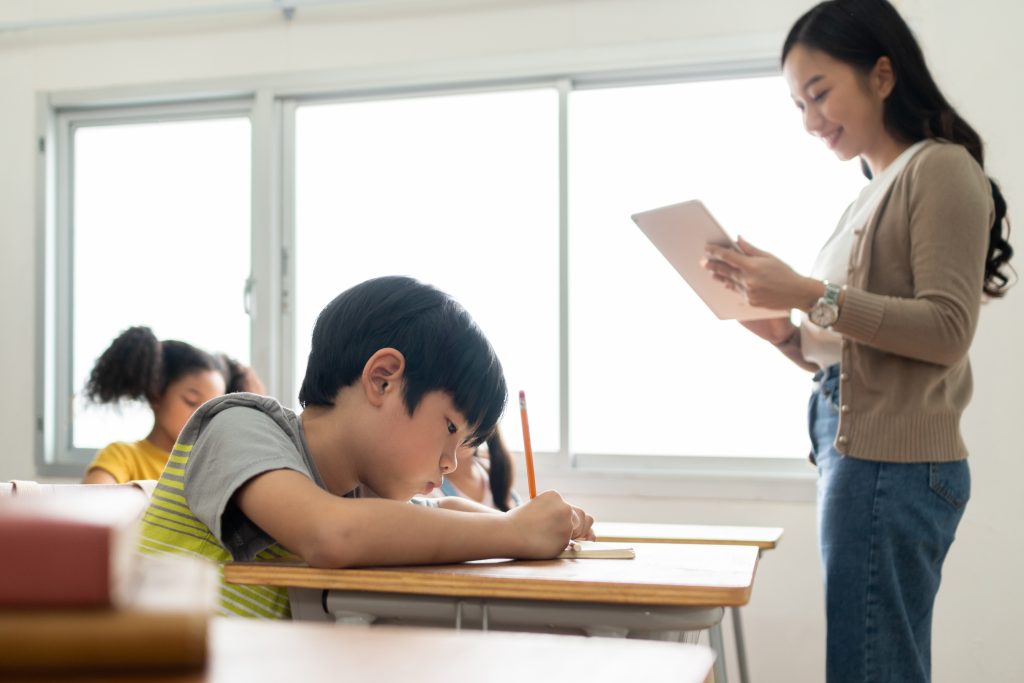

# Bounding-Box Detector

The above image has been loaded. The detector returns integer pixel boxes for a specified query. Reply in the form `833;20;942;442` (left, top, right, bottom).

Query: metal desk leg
331;609;376;626
582;625;630;638
287;587;331;622
709;622;728;683
732;606;750;683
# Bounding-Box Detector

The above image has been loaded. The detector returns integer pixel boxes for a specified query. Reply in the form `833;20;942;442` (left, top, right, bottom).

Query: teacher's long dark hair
783;0;1014;298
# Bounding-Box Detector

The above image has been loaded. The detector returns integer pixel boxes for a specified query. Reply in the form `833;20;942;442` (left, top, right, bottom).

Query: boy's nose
440;449;457;474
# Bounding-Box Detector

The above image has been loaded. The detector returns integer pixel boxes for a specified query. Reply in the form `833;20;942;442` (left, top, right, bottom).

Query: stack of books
0;486;216;675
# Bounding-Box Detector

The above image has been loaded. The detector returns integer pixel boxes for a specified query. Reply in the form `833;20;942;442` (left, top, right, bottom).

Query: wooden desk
5;617;717;683
593;522;783;550
227;543;759;683
227;542;758;607
593;523;783;683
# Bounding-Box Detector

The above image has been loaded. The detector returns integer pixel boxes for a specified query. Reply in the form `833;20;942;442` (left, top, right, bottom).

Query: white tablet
631;200;787;321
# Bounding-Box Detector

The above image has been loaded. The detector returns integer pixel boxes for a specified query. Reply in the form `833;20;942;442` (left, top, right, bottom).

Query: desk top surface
226;542;760;607
593;522;784;549
4;618;716;683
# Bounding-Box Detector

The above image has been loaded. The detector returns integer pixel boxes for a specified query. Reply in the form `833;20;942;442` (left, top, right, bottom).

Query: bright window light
72;117;252;449
568;76;866;457
294;89;559;452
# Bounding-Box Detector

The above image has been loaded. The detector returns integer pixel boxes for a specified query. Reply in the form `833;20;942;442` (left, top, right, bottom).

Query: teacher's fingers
704;244;748;268
712;274;742;292
735;235;768;257
702;256;742;281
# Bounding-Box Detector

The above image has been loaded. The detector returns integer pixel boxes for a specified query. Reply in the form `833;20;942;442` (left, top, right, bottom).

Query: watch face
810;303;839;328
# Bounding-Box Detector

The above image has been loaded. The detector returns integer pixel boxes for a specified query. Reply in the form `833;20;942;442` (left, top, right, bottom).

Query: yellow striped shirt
138;444;295;618
136;394;322;619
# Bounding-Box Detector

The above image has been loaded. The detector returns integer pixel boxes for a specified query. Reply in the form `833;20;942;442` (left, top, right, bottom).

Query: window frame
36;60;818;500
36;97;257;476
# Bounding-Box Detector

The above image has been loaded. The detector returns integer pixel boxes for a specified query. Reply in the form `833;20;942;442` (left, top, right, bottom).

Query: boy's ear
362;348;406;407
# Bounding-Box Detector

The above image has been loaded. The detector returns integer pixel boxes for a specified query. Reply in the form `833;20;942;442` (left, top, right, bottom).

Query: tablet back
631;200;786;321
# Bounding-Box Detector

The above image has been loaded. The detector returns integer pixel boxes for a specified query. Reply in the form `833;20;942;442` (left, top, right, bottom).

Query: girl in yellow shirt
82;326;259;483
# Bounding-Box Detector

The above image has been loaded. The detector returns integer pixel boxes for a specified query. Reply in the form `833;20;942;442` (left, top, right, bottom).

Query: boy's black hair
298;276;508;447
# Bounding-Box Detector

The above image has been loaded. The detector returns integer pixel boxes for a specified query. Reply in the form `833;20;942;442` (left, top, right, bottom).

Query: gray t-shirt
181;392;327;561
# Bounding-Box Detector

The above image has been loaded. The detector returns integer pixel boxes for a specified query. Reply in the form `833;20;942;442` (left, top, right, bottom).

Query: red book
0;487;148;608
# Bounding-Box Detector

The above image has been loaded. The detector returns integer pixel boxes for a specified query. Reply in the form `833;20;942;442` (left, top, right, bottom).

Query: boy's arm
431;496;500;514
235;469;590;568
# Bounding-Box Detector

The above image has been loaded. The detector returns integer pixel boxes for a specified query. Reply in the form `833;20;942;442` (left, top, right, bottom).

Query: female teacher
703;1;1013;681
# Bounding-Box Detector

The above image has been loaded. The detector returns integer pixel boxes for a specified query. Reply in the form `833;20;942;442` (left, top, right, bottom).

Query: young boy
138;276;594;618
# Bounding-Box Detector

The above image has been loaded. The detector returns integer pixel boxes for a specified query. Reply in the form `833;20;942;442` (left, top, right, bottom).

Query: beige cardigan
788;140;994;462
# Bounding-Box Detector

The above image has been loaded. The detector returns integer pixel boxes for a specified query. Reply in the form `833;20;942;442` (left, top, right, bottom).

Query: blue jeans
809;365;970;683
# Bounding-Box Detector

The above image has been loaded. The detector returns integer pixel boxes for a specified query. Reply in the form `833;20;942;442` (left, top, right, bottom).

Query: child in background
138;276;594;618
82;326;261;484
438;428;521;511
221;353;267;395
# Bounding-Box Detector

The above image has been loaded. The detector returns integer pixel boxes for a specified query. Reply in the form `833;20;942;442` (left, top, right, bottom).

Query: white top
801;141;929;369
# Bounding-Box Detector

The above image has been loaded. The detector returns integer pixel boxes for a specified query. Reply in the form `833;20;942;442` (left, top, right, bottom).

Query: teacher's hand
703;237;822;312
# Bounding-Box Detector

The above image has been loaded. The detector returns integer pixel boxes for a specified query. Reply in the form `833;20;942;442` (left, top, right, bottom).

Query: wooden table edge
224;562;757;608
593;525;784;550
596;535;779;550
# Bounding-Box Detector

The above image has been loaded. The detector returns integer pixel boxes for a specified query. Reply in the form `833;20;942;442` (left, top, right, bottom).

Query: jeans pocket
821;365;841;413
928;461;971;511
826;389;840;413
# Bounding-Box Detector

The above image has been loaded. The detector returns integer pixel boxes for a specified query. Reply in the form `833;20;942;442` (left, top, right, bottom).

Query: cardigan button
841;404;849;413
837;435;848;444
840;373;849;381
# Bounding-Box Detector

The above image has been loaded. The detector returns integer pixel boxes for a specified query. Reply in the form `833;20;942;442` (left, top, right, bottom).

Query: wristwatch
809;280;842;328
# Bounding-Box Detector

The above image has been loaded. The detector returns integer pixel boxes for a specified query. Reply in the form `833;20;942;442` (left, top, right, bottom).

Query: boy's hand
570;503;596;541
505;491;595;558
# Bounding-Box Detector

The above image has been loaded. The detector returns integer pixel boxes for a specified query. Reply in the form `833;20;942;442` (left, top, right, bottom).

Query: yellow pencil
518;390;538;499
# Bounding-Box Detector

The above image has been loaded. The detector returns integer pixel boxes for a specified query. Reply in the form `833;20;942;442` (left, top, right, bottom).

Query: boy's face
363;388;471;501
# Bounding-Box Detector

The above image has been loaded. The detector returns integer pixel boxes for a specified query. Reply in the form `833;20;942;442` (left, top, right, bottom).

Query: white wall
1;1;1021;681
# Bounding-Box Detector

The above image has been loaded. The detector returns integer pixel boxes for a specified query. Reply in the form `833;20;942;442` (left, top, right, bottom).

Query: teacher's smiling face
783;43;896;169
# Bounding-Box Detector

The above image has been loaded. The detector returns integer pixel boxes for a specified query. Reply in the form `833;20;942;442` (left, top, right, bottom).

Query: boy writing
138;276;594;618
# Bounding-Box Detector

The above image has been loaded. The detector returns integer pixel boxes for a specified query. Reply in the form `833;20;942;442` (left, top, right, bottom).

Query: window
42;68;867;476
293;88;560;452
568;76;865;458
50;108;252;467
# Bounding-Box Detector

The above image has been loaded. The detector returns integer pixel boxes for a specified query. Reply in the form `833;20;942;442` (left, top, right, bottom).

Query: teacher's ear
871;55;897;100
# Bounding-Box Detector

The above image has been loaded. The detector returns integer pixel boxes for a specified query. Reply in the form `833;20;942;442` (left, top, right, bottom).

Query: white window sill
529;452;818;503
